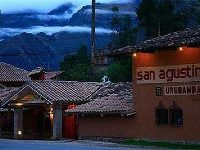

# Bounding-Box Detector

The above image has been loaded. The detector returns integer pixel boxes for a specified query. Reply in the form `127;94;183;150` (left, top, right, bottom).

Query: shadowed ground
0;139;167;150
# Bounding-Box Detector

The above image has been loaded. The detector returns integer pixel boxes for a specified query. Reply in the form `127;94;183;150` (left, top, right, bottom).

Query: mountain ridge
0;2;138;70
0;32;110;70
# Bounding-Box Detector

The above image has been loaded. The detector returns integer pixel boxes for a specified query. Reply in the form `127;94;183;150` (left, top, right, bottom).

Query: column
14;108;23;139
52;105;62;139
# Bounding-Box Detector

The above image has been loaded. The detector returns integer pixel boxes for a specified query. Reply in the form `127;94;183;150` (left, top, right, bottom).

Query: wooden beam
11;100;48;105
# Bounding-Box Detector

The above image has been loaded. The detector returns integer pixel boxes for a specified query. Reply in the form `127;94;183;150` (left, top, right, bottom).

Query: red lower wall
78;116;136;138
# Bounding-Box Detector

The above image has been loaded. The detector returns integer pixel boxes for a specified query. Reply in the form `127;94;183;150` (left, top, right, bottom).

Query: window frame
169;101;183;127
155;101;168;126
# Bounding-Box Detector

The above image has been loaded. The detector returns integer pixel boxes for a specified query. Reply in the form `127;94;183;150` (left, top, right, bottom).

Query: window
169;101;183;127
155;101;168;126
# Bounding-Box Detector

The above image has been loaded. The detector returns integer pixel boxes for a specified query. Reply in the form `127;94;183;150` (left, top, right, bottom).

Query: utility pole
0;10;1;27
158;21;161;37
91;0;96;71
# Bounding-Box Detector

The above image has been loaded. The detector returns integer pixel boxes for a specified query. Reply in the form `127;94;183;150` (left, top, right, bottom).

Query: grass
122;139;200;149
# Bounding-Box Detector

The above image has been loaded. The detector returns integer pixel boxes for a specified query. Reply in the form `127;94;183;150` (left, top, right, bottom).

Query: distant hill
0;2;139;70
0;32;110;70
69;3;138;28
0;3;74;28
48;3;75;15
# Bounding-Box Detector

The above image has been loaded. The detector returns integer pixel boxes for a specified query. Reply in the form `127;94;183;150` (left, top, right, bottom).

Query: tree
97;6;135;83
106;57;132;82
60;45;93;81
182;0;200;25
110;6;137;49
137;0;188;38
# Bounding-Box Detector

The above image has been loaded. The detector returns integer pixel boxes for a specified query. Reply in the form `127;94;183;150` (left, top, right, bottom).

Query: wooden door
63;104;77;139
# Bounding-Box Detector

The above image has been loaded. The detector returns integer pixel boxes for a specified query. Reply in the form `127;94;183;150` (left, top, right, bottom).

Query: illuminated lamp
133;51;137;57
50;107;53;120
50;107;53;114
179;47;183;51
18;131;22;135
15;103;23;106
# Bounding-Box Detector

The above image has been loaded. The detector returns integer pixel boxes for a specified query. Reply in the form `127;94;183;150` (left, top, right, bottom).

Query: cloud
0;0;132;13
28;14;73;21
0;26;113;38
0;0;67;13
85;9;137;16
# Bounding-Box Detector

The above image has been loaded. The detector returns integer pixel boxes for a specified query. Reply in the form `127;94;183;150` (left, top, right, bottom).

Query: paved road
0;139;167;150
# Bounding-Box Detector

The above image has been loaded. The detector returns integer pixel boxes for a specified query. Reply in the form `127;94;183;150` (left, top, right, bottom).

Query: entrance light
18;131;22;135
133;51;137;57
15;103;23;106
50;107;53;120
179;47;183;51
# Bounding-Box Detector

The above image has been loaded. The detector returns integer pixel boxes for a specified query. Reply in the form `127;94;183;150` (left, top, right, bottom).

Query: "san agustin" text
137;64;200;83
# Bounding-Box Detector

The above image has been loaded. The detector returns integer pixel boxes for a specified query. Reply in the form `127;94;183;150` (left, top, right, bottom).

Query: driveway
0;139;168;150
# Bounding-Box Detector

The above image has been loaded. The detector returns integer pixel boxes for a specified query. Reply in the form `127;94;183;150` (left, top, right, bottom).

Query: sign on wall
136;63;200;84
164;85;200;95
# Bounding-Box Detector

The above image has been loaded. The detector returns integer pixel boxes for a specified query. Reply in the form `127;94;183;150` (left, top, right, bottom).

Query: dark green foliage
110;5;138;48
111;6;119;12
122;139;200;149
137;0;188;38
104;7;135;83
111;6;120;33
106;57;132;82
186;0;200;24
110;13;137;48
60;45;93;81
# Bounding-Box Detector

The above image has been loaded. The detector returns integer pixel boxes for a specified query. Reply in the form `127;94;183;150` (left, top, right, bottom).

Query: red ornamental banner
136;63;200;84
164;85;200;95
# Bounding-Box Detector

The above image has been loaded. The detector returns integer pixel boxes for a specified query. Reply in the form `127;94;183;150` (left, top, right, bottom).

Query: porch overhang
1;84;53;107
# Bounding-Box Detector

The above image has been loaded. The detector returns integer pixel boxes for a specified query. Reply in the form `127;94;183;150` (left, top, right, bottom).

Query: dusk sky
0;0;131;13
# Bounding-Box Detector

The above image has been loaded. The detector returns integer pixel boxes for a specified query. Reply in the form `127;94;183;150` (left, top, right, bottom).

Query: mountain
0;32;110;70
0;2;139;70
48;3;75;15
69;3;138;28
0;2;138;29
0;3;75;28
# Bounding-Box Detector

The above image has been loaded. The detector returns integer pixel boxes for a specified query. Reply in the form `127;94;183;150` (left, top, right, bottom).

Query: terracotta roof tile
0;62;63;82
0;87;18;106
99;27;200;55
66;95;134;115
28;67;44;76
29;81;102;103
1;81;102;106
66;82;135;115
0;62;30;82
132;27;200;51
45;71;63;80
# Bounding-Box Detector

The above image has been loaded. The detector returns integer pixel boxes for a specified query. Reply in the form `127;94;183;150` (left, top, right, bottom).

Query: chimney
28;67;45;80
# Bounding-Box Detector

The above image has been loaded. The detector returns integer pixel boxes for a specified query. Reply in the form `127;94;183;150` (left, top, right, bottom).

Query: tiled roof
1;81;102;106
66;83;135;115
0;62;30;82
0;62;62;82
99;27;200;55
45;71;63;80
132;27;200;51
0;87;18;106
28;67;44;76
1;81;134;115
0;108;9;112
66;95;134;115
